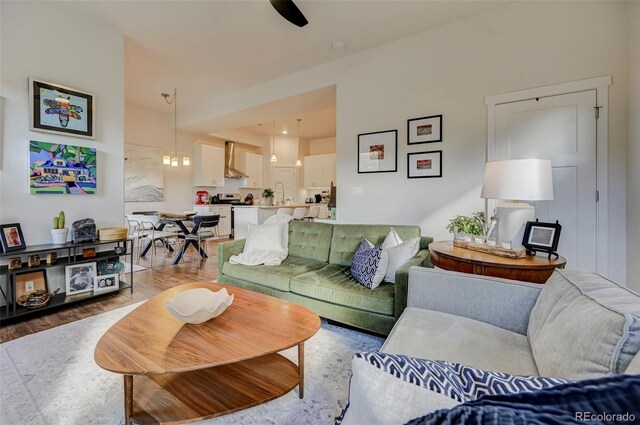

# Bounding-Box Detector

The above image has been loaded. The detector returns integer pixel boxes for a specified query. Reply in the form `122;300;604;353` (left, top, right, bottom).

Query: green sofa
218;221;433;335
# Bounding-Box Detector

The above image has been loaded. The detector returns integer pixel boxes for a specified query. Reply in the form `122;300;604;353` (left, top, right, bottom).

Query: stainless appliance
224;141;249;179
217;193;247;238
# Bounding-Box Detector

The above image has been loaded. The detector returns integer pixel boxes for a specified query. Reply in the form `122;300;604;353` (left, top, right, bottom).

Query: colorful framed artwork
407;150;442;179
94;273;119;294
357;130;397;174
407;115;442;145
65;263;96;296
29;78;95;139
14;270;48;301
29;140;97;194
0;223;26;252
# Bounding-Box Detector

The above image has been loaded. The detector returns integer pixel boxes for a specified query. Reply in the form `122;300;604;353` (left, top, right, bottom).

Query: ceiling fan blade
269;0;308;27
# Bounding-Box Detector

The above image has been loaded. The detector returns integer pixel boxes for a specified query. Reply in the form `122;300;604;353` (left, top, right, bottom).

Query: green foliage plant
446;211;486;236
261;188;274;198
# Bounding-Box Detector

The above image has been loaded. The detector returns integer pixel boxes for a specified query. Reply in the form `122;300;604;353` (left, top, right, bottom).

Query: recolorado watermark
575;412;636;422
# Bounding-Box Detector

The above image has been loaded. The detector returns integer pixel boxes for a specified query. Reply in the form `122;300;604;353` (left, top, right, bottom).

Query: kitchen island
233;204;327;240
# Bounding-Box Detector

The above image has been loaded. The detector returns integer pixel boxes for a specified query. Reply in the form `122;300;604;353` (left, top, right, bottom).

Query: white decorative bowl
166;288;234;324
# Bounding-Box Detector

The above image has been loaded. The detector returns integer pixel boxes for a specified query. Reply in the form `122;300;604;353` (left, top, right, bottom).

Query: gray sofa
342;267;640;425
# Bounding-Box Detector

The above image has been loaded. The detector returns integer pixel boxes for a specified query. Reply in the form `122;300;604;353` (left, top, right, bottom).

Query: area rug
0;302;383;425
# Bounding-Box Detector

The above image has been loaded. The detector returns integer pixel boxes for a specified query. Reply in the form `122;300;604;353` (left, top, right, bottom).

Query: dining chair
303;205;320;221
183;215;220;266
127;214;177;268
292;207;307;220
277;208;292;216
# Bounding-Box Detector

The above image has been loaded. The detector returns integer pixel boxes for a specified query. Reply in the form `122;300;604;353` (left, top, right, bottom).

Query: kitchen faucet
274;181;285;206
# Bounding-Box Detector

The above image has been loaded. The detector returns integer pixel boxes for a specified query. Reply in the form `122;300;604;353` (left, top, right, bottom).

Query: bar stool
277;208;292;216
292;207;307;220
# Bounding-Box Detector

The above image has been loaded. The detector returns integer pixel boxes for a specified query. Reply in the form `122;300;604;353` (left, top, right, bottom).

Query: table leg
298;342;304;399
124;375;133;425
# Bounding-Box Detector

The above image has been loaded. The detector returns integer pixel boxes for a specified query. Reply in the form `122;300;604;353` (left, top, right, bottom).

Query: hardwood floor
0;240;227;343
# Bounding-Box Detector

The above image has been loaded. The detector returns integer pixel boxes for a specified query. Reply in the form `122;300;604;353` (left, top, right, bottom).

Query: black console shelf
0;238;134;323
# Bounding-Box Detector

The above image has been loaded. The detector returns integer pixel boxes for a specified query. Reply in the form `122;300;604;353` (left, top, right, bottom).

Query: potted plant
261;188;274;206
447;212;486;243
51;210;68;244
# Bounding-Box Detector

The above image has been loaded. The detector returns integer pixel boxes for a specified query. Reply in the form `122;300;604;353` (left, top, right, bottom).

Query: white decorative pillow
263;214;294;225
382;227;403;249
384;237;420;283
229;222;288;266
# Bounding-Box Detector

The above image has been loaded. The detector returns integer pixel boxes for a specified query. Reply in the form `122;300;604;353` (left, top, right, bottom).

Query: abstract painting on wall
124;145;163;202
30;140;97;194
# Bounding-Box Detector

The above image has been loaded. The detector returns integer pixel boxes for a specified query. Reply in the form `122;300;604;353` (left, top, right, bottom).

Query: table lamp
481;159;554;249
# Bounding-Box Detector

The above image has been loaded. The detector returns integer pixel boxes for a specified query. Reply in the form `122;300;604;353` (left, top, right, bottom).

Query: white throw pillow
384;237;420;283
382;227;403;249
263;214;294;225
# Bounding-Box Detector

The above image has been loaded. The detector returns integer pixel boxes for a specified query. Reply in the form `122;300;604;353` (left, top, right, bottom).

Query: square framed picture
522;221;562;253
94;273;119;294
0;223;26;252
29;78;95;139
357;130;397;173
407;115;442;145
14;270;48;301
407;150;442;179
65;263;96;296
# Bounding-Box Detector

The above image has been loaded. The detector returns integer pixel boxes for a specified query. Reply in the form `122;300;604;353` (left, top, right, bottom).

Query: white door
492;90;597;271
273;166;297;204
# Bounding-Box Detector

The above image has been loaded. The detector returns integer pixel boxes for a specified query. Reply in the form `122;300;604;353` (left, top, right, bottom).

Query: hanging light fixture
270;121;278;162
295;118;302;167
161;88;189;167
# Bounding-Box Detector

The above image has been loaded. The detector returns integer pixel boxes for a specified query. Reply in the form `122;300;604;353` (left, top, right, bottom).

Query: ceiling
68;1;509;134
236;107;336;140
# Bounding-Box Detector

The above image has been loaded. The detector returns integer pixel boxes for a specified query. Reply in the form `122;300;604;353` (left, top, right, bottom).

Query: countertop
233;203;326;209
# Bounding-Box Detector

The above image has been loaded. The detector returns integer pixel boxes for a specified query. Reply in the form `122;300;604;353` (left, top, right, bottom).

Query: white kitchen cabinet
304;154;336;188
193;205;232;237
192;144;225;187
232;207;278;240
237;151;263;188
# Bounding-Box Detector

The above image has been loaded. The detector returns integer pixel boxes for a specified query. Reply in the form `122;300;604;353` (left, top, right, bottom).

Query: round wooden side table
428;241;566;284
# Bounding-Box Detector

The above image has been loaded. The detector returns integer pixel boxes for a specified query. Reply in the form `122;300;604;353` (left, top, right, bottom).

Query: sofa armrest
217;239;246;276
394;249;431;320
408;267;542;335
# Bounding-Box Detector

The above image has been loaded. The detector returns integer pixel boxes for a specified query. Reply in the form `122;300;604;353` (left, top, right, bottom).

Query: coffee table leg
298;342;304;399
124;375;133;425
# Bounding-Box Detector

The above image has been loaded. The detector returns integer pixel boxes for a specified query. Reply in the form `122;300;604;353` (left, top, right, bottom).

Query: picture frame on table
522;220;562;258
29;78;95;139
94;273;119;294
65;262;96;296
14;270;48;301
0;223;26;253
407;115;442;145
357;130;397;174
407;150;442;179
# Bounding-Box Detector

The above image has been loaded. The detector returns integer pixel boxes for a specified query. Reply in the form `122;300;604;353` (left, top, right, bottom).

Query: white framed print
357;130;397;173
65;262;96;296
407;115;442;145
407;150;442;179
94;273;119;294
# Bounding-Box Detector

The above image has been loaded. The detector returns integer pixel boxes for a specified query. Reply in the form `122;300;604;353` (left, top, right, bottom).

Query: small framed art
29;78;95;139
14;270;48;301
357;130;397;173
407;115;442;145
65;263;96;296
0;223;26;252
94;273;119;294
407;150;442;179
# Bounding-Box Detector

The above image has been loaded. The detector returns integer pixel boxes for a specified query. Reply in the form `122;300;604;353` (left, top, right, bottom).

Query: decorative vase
50;228;69;245
263;196;273;206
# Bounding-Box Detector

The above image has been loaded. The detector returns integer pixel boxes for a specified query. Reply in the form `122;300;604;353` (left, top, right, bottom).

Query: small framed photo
8;257;23;270
522;220;562;256
28;255;41;267
0;223;26;252
29;78;95;139
14;270;48;300
46;252;58;265
94;273;119;294
357;130;397;173
407;115;442;145
407;150;442;179
65;263;96;296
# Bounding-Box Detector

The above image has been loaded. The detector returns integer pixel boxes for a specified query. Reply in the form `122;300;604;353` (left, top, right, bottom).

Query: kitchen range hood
224;141;249;179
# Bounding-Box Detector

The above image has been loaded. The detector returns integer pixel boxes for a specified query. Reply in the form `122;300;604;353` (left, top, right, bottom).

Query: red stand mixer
195;190;209;205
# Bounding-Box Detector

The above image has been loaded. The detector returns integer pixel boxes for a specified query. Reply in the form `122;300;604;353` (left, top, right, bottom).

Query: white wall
627;1;640;292
1;2;124;245
309;137;336;155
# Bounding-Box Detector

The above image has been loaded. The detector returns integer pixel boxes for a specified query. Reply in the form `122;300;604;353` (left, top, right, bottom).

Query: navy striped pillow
350;240;383;289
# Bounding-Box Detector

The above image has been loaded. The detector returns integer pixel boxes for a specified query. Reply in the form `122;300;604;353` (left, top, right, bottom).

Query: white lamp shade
481;159;554;201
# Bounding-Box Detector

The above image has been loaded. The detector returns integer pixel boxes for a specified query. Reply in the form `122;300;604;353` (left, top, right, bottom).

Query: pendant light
295;118;302;167
270;121;278;162
161;89;189;167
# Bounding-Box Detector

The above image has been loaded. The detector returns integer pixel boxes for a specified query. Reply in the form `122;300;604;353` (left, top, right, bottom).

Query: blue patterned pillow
350;240;384;289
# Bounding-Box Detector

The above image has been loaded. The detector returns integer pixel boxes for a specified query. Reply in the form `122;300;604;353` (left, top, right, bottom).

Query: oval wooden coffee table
94;282;321;425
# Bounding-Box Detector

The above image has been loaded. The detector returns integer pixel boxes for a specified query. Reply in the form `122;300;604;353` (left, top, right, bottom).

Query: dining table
139;212;206;265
